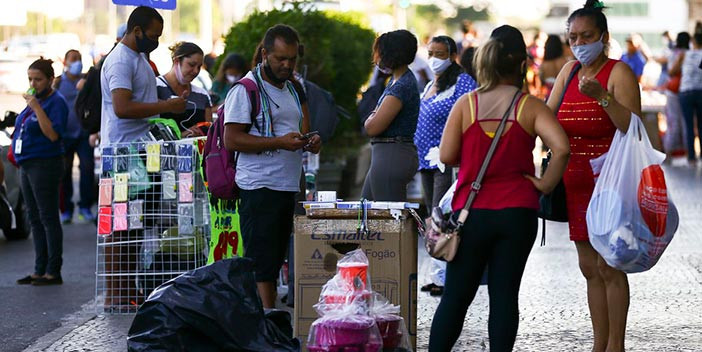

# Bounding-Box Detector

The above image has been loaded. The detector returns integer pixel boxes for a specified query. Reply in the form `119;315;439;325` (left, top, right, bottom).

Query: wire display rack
95;138;210;314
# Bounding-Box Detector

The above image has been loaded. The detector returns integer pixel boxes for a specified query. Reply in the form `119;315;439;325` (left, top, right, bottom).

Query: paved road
416;162;702;351
0;220;97;352
10;161;702;351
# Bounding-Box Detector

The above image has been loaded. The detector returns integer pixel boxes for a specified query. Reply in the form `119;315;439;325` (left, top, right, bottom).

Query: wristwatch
598;92;613;108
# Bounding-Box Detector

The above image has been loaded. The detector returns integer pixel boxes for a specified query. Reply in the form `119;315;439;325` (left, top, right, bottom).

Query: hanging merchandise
96;139;211;314
206;199;245;264
586;115;678;273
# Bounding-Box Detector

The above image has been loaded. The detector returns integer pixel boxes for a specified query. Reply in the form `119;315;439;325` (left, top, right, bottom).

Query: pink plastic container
375;314;403;348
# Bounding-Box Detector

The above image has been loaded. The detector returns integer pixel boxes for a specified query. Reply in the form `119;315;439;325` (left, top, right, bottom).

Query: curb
23;301;97;352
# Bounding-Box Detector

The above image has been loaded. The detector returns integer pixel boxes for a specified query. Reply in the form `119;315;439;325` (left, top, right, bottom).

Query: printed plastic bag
587;115;678;273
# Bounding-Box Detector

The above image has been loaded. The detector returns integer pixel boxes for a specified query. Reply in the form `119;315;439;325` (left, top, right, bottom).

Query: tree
222;4;376;148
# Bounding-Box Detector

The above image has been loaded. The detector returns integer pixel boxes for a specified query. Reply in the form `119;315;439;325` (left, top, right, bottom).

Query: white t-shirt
100;42;158;146
680;49;702;92
223;72;303;192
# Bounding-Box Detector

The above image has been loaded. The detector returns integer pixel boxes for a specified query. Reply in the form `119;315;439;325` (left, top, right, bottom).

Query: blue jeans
678;90;702;160
19;157;64;276
61;135;95;211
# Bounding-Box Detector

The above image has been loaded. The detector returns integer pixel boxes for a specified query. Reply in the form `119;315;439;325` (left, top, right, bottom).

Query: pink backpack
202;78;260;200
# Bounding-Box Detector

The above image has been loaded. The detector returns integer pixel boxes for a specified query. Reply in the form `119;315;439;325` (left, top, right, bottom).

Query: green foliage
221;4;376;158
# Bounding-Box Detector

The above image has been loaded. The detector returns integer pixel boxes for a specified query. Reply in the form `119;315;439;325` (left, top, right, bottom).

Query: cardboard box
294;211;417;349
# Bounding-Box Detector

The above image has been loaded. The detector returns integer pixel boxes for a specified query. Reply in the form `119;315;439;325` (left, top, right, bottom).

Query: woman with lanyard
156;42;213;137
415;35;477;296
363;29;420;201
14;58;68;286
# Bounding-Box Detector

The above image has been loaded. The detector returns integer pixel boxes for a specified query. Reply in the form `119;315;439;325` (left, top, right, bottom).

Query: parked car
0;111;30;240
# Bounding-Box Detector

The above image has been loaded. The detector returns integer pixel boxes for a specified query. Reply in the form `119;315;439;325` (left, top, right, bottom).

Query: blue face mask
571;33;605;66
68;61;83;76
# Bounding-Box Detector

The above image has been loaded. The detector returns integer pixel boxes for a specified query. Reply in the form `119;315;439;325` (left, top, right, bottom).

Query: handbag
666;75;681;93
425;90;522;262
537;63;581;223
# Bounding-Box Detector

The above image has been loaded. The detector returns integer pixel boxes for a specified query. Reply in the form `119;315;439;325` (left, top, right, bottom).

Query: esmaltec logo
310;231;385;241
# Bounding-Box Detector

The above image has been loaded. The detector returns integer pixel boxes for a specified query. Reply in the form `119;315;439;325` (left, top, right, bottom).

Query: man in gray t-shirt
223;24;321;309
100;6;185;147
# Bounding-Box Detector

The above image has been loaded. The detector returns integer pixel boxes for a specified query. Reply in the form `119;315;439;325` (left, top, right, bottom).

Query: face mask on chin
571;33;605;66
377;64;393;75
136;31;159;54
34;87;50;99
174;60;189;85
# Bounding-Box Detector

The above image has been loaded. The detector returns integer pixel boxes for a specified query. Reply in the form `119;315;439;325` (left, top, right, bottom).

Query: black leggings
429;208;537;352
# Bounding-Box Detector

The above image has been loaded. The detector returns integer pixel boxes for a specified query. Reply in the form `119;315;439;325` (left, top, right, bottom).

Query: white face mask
174;61;188;85
428;57;452;74
226;74;240;84
571;33;605;66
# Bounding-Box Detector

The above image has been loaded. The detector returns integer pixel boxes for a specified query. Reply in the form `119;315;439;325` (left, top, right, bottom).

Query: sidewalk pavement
25;162;702;351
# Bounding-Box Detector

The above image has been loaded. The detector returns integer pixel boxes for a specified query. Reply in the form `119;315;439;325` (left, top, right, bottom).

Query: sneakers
60;211;72;224
78;208;95;222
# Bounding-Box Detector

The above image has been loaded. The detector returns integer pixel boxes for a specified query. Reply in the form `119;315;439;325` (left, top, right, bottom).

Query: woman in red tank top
428;25;569;352
547;2;643;351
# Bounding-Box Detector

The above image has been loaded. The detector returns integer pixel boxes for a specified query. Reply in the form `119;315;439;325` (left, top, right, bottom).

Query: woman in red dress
547;1;642;352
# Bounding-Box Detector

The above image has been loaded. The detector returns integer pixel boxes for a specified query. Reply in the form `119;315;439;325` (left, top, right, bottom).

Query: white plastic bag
587;115;678;273
438;180;458;215
429;258;447;286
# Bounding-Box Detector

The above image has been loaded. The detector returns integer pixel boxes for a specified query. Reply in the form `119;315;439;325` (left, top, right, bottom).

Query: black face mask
136;31;159;54
263;61;289;85
35;87;51;100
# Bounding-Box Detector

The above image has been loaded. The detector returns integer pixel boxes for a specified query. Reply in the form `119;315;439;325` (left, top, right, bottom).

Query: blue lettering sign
112;0;177;10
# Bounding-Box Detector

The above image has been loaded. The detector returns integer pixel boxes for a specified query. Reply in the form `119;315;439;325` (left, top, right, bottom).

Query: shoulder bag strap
454;89;522;227
556;62;581;112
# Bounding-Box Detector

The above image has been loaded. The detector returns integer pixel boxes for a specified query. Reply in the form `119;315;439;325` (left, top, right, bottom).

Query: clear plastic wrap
307;313;382;352
369;292;413;352
309;249;412;352
314;249;373;317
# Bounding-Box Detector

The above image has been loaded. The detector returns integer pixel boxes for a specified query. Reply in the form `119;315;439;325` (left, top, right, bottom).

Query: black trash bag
127;257;300;352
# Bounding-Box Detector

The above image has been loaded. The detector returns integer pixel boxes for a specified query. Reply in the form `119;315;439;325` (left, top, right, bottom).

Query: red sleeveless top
557;59;618;241
451;92;539;212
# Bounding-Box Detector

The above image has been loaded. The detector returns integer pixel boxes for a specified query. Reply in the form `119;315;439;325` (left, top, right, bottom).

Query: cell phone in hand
301;131;319;139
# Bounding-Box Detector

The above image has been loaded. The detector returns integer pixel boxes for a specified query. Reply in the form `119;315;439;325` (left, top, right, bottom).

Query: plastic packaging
309;250;412;352
369;292;413;352
307;314;382;352
587;115;678;273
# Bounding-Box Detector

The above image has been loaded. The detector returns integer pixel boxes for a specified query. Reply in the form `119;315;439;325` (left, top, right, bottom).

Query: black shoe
32;275;63;286
429;285;444;296
421;283;438;292
17;275;40;285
